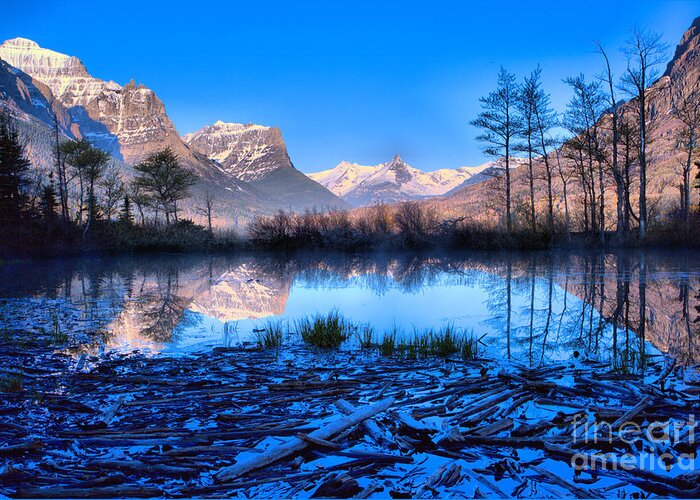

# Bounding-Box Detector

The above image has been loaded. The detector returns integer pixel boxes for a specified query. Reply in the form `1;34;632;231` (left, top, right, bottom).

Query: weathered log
0;440;43;456
13;485;163;498
214;397;394;482
610;395;653;429
529;465;596;498
473;417;514;437
335;399;391;446
296;432;342;450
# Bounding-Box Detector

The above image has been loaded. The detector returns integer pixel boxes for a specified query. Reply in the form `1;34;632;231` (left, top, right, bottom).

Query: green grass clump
50;313;68;344
379;327;398;356
459;332;479;360
378;325;479;360
431;324;460;357
255;320;284;349
0;375;24;392
298;310;348;349
359;324;374;349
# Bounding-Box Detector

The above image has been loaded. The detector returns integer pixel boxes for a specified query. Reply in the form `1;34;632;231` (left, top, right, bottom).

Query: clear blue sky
3;0;699;172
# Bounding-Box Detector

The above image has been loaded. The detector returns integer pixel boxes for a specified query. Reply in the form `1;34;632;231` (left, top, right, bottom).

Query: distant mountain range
308;155;495;207
8;15;695;228
183;121;345;211
0;38;345;223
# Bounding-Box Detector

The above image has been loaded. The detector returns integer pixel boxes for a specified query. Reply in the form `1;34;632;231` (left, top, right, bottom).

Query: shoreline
1;334;698;498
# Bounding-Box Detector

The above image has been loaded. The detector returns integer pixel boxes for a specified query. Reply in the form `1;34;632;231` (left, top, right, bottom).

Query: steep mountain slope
0;58;72;136
0;38;279;222
438;17;700;224
0;58;92;182
0;38;184;165
183;121;346;211
309;155;490;207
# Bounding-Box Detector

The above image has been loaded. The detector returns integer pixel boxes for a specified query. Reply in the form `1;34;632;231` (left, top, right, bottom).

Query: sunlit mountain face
0;251;696;367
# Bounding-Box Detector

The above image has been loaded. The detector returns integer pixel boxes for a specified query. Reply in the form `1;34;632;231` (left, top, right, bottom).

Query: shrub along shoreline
2;201;699;261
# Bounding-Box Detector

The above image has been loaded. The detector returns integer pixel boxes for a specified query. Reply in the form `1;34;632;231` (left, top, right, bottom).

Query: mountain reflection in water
0;251;697;369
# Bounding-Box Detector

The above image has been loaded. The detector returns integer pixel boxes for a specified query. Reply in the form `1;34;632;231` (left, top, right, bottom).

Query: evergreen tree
132;148;199;225
0;114;31;223
41;183;58;222
59;138;109;236
119;194;134;224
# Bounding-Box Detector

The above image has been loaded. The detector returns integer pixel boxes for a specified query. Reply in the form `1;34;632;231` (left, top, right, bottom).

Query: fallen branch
215;397;394;482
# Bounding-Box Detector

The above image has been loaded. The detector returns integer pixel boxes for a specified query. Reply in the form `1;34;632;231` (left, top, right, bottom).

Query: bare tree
529;66;559;231
516;71;537;231
100;164;125;221
621;27;668;240
195;189;217;233
128;183;148;226
555;143;574;241
670;87;700;233
596;42;625;237
52;113;70;223
471;67;522;234
564;74;605;239
618;108;641;231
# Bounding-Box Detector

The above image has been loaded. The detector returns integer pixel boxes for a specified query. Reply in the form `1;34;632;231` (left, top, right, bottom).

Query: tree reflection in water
0;251;696;367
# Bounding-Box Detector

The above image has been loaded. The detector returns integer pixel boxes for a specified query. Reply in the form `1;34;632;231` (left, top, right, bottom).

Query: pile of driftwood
1;339;699;498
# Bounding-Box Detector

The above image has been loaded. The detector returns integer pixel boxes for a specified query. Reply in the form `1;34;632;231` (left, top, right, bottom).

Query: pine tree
0;114;31;224
59;138;109;236
119;194;134;224
41;183;58;222
132;148;198;225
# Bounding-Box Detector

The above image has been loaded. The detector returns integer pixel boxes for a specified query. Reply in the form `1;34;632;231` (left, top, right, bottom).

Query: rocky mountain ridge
309;155;492;207
0;37;345;221
183;121;346;211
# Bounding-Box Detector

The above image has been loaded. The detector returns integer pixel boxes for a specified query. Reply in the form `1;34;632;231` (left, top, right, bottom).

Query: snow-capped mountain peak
183;120;347;210
0;38;90;91
308;156;493;207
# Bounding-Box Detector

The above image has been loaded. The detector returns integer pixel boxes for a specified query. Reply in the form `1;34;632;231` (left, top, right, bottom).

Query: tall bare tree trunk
528;149;535;231
505;152;512;234
639;96;648;240
598;159;605;244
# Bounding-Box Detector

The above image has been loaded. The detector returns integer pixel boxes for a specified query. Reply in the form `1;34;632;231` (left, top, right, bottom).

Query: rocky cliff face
0;58;72;136
184;121;347;211
309;155;490;207
0;58;80;176
0;38;292;222
0;38;200;167
184;121;293;182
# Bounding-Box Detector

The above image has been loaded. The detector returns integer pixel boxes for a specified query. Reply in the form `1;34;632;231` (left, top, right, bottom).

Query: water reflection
0;251;697;368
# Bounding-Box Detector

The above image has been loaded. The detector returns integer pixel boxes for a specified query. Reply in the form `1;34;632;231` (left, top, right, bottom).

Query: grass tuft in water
379;327;398;356
298;310;348;349
255;320;284;349
50;313;68;345
378;324;479;360
459;331;479;360
358;324;374;349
